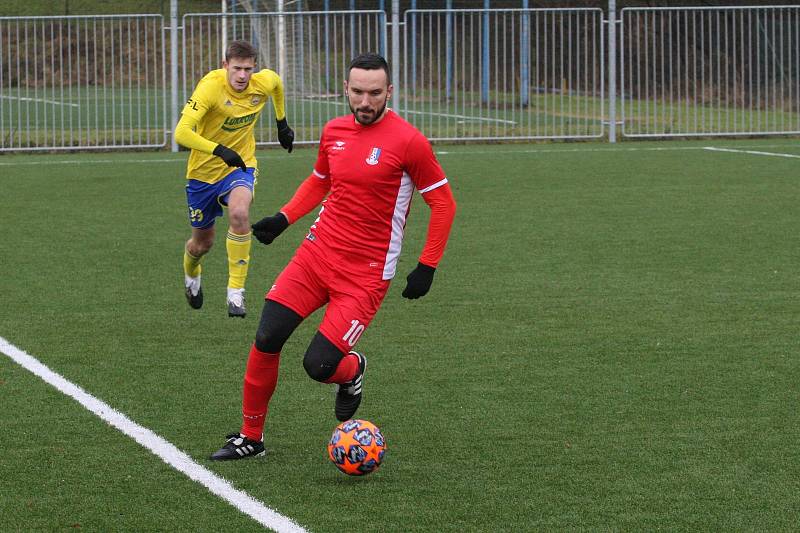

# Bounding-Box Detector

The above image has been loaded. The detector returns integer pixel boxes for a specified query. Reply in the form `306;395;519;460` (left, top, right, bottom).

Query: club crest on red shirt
366;147;382;166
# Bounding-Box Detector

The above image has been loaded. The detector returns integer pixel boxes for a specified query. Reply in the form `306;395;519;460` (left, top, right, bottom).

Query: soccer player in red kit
211;53;456;460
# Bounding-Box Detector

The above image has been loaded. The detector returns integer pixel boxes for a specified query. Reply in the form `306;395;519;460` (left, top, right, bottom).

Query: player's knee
254;328;278;353
228;206;250;232
254;320;293;353
303;333;344;382
254;300;302;353
188;238;212;256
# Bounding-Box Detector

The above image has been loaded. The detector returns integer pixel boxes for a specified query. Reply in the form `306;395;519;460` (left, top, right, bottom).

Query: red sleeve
280;174;331;224
280;127;331;224
404;131;447;191
418;182;456;268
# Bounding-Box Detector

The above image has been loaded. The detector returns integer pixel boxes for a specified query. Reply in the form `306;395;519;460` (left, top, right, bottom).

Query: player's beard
350;98;388;125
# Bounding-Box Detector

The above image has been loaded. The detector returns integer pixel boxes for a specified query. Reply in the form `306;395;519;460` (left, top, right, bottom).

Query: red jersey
307;109;448;280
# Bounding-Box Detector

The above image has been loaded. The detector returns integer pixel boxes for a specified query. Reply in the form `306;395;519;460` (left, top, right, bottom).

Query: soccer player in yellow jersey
174;40;294;318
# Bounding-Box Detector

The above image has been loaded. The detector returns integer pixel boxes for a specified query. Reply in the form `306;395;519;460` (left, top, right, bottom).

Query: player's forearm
174;115;218;154
280;173;331;223
271;76;287;122
418;183;457;267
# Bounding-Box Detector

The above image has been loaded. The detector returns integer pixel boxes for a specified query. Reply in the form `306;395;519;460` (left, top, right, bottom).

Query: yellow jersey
175;68;287;184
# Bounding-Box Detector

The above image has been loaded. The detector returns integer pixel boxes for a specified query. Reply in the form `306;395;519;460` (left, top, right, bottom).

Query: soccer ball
327;419;386;476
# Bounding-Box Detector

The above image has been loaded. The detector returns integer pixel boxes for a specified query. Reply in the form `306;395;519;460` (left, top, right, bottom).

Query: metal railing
0;15;166;151
402;8;605;141
620;6;800;137
2;6;800;152
181;10;386;148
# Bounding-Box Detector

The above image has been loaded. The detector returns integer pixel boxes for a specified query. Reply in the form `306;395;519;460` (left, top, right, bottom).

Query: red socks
240;346;357;440
323;351;359;384
241;344;280;441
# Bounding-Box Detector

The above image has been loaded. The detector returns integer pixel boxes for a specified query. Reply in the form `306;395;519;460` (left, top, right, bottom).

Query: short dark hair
347;53;391;85
225;40;257;62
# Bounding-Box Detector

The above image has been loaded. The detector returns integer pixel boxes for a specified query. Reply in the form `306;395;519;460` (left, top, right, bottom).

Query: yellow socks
183;248;202;278
226;230;252;290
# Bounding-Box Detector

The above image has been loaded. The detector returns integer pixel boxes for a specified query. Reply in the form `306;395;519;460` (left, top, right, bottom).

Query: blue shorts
186;167;257;229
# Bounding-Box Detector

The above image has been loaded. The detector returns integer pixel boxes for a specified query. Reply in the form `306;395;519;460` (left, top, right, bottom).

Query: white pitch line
0;94;80;108
299;98;517;124
434;143;800;156
1;143;798;167
0;158;185;166
0;154;285;167
703;146;800;159
0;336;308;533
402;108;517;125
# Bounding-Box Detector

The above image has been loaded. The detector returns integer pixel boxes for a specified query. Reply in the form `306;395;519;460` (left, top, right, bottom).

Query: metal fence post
446;0;452;100
521;0;530;107
278;0;286;78
170;0;178;152
392;0;399;108
482;0;490;104
379;0;385;57
221;0;227;56
608;0;617;143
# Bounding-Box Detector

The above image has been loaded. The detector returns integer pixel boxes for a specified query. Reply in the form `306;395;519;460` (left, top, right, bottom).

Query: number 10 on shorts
343;320;365;347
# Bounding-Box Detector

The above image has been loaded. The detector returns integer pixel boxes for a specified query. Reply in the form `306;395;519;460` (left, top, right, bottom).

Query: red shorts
266;239;390;354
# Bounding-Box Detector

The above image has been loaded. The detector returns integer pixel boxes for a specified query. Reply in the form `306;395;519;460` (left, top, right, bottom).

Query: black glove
252;212;289;245
276;118;294;153
402;263;436;299
213;144;247;172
